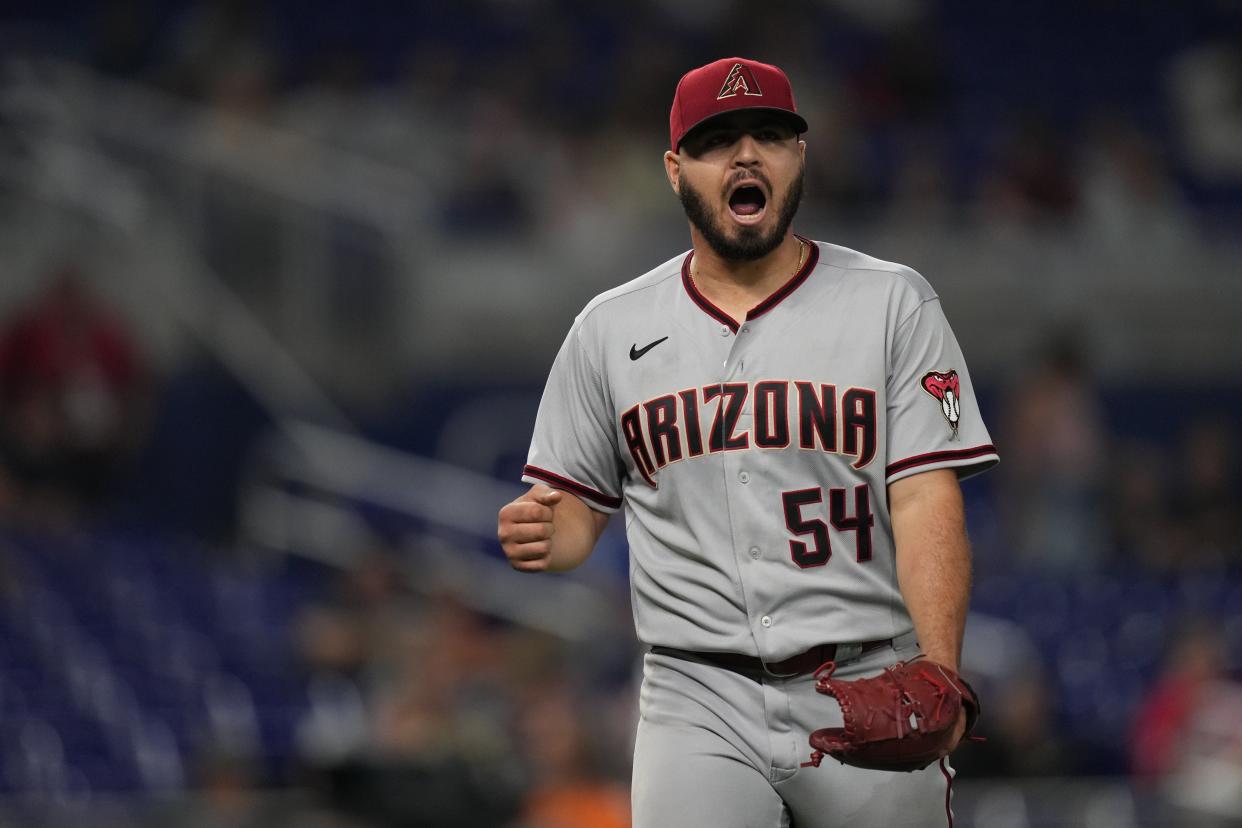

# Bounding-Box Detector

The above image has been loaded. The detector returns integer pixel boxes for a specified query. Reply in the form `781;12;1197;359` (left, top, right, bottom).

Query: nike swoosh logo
629;336;669;361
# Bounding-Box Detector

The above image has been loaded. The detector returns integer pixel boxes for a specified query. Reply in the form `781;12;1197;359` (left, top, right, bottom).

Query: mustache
723;170;772;195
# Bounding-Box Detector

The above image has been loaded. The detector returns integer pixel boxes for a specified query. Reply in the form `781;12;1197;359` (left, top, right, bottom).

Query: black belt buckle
763;643;836;677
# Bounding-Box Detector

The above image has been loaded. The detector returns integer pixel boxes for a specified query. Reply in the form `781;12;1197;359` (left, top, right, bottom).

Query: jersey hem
522;465;623;511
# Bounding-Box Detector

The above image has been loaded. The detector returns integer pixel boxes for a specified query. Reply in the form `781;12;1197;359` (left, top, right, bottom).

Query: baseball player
498;57;998;827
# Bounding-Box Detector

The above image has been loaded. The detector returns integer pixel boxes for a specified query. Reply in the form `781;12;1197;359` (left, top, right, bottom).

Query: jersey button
738;471;750;484
761;615;773;628
719;325;730;336
749;546;761;560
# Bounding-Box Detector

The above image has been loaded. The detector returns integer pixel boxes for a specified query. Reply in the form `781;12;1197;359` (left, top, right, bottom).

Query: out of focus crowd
1;0;1242;826
289;550;634;828
0;270;149;529
9;0;1242;241
1;272;1239;827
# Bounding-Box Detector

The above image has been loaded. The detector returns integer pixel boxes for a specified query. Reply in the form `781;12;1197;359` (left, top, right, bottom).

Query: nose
732;133;762;166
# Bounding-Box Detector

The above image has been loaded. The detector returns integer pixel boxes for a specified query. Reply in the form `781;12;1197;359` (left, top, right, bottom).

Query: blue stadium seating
0;529;322;795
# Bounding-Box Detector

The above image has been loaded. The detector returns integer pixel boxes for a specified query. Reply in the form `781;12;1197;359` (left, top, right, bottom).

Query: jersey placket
715;316;778;658
681;242;822;663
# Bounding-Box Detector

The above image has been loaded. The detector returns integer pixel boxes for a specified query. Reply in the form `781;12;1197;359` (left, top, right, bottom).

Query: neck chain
692;237;807;284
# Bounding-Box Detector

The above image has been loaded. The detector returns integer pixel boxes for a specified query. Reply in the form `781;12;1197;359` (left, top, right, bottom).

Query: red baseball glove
803;657;980;772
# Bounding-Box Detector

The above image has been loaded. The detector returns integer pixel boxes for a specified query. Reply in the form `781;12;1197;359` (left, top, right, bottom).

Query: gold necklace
692;238;807;283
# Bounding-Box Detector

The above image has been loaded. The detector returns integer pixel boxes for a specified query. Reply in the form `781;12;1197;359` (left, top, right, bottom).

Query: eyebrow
683;117;797;153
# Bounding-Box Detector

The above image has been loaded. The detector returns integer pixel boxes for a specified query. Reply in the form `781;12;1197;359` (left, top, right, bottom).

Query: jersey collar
681;235;820;333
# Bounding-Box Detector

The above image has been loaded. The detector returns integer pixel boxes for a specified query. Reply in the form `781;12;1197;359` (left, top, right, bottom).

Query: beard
679;166;804;262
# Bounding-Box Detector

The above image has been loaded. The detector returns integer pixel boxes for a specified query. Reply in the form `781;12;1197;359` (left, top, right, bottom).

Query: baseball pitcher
498;57;998;827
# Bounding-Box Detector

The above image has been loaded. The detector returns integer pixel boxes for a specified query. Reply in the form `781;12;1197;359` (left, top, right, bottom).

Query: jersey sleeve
522;316;624;513
885;296;999;484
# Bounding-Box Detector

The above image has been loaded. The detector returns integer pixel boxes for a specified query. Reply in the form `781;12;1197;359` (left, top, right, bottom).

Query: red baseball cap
669;57;809;151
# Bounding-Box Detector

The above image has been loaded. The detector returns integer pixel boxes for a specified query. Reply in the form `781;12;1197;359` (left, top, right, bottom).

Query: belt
650;638;893;678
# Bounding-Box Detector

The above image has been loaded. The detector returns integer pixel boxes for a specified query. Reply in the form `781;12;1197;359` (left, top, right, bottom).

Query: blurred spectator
885;138;957;226
368;591;505;762
194;50;285;311
978;114;1080;225
1108;438;1178;570
516;681;631;828
1131;618;1227;782
162;749;266;828
294;547;414;767
1110;417;1241;572
281;44;415;166
1167;32;1242;182
1169;416;1242;569
293;551;540;825
0;267;150;523
996;331;1110;571
350;44;478;196
148;746;366;828
437;81;543;237
1132;620;1242;826
951;665;1073;778
802;103;886;220
1080;116;1194;251
847;22;950;130
957;613;1075;779
158;0;280;101
1161;679;1242;826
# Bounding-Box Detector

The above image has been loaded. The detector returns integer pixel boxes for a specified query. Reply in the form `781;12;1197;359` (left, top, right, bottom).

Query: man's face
670;111;805;262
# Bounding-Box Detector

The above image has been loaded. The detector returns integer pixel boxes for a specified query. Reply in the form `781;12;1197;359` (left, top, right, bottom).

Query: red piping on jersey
523;465;622;509
681;235;820;333
939;757;954;827
885;444;998;478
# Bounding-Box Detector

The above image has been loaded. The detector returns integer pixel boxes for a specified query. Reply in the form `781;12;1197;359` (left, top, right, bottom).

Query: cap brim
675;108;809;150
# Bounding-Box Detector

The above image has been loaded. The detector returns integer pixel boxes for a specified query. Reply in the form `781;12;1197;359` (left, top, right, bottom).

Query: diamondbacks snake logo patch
921;370;961;439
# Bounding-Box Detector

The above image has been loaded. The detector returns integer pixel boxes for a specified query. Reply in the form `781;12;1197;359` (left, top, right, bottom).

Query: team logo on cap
921;370;961;439
718;63;764;99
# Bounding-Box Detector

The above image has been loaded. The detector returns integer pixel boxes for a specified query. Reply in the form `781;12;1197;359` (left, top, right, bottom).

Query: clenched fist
497;484;564;572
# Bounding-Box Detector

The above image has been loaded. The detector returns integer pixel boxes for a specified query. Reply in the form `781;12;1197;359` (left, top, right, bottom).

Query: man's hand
948;708;968;755
498;485;564;572
919;651;968;754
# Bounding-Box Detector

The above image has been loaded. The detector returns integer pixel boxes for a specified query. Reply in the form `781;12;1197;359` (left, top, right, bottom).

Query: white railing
1;58;429;234
240;421;625;642
0;56;429;400
0;95;356;431
0;57;622;639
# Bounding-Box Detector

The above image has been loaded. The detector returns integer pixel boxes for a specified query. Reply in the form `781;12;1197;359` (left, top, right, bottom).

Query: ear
799;139;806;164
664;150;681;195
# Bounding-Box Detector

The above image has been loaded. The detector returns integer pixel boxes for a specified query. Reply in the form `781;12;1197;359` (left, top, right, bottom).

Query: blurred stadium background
0;1;1239;826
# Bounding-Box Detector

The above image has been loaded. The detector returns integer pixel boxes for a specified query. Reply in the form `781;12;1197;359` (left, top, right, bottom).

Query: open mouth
728;184;768;223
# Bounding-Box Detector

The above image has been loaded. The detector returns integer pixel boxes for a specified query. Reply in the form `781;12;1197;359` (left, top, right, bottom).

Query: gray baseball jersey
522;238;998;660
